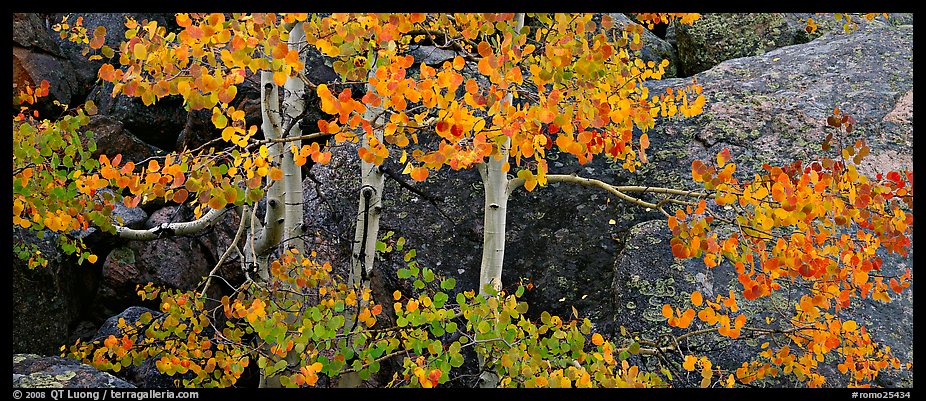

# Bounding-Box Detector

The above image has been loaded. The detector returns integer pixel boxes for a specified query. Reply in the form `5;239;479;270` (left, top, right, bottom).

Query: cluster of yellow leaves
67;287;250;387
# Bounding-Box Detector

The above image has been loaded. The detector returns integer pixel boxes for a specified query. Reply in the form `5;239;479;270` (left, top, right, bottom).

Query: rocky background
12;13;913;388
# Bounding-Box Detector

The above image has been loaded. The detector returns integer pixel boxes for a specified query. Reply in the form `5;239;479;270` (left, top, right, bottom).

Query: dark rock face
13;354;135;388
86;87;189;152
12;13;83;108
12;228;97;356
85;115;164;163
97;206;241;312
55;14;185;151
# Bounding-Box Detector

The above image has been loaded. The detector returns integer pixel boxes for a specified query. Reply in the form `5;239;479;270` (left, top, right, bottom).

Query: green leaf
267;360;287;376
413;279;425;290
628;341;641;355
397;268;411;279
516;285;525;297
422;268;435;283
404;249;416;262
618;350;630;361
541;311;552;325
433;292;449;308
446;321;458;334
440;277;456;291
396;237;405;251
430;323;445;337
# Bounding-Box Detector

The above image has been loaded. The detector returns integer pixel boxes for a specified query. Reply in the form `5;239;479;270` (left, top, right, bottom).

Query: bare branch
115;207;227;241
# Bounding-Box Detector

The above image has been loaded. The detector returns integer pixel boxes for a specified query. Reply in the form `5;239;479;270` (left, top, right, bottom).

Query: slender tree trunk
340;63;385;388
349;61;385;294
476;13;524;389
257;22;307;388
477;155;509;296
282;23;307;254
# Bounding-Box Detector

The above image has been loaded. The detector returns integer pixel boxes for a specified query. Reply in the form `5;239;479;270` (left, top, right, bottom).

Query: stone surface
608;217;912;387
675;13;800;77
13;354;135;388
84;115;164;164
12;13;83;107
12;228;97;356
97;206;242;312
607;13;680;78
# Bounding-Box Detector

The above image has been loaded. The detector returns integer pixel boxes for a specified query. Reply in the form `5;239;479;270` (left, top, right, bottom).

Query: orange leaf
410;167;429;182
176;13;192;28
691;291;703;307
717;148;731;168
678;308;695;328
683;355;697;371
172;188;189;204
273;71;287;86
208;196;225;210
269;167;284;181
661;304;673;319
99;64;116;81
591;333;604;346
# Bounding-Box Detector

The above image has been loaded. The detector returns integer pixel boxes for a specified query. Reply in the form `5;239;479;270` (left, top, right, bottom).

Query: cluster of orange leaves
660;109;912;386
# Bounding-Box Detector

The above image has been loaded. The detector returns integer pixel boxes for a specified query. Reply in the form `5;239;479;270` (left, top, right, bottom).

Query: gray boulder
13;354;135;388
674;13;802;77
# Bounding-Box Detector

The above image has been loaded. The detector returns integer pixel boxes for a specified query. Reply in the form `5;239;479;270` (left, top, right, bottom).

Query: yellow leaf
133;43;147;60
842;320;858;332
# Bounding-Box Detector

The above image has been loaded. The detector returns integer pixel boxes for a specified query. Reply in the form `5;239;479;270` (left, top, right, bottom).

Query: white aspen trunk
478;155;509;296
281;23;307;255
257;23;306;388
252;70;285;285
339;66;384;389
349;74;385;292
477;13;524;389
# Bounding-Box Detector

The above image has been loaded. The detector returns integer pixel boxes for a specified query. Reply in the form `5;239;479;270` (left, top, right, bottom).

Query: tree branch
115;206;227;241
